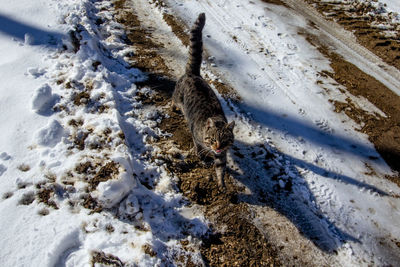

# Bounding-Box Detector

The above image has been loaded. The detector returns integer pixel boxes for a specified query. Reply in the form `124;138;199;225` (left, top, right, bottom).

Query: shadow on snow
0;13;64;46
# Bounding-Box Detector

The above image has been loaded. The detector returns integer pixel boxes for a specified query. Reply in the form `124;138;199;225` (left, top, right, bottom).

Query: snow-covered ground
161;0;400;262
1;0;399;266
0;0;207;266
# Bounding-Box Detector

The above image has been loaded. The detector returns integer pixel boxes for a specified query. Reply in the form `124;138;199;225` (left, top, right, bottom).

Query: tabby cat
172;13;235;189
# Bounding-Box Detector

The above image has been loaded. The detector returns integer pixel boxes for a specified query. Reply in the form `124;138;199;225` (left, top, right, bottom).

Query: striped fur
185;13;205;76
172;13;235;189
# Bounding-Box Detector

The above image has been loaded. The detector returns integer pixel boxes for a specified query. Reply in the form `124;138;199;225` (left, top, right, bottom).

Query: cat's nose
216;141;220;149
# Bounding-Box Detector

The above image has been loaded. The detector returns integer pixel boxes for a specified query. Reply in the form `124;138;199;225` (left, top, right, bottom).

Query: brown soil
89;161;119;190
81;193;103;213
36;184;59;209
91;251;124;267
159;93;280;266
112;0;281;265
262;0;288;7
73;91;91;106
162;12;190;47
305;0;400;70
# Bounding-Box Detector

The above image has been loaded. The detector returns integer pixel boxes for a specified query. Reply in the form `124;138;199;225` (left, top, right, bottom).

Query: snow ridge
0;0;207;265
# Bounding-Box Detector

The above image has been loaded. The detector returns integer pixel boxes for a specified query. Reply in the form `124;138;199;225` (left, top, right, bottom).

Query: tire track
282;0;400;96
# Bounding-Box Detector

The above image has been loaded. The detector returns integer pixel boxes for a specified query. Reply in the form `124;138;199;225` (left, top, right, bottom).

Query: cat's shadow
227;139;365;253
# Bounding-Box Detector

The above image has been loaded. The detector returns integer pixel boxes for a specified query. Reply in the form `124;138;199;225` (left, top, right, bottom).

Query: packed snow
0;0;399;266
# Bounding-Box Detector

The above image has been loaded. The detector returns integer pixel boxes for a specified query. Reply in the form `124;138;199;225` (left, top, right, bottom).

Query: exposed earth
4;0;400;265
107;0;400;265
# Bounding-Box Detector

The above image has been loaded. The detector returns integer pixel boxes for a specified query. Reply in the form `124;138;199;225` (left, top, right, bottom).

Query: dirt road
112;0;400;265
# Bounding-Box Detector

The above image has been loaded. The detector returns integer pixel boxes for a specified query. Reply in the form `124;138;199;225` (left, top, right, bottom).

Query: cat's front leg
214;151;227;189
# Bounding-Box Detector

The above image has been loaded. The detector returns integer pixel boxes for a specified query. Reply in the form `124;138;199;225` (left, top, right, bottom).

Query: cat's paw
170;102;180;113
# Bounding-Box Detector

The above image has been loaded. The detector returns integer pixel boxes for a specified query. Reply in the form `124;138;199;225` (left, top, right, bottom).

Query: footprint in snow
298;108;306;115
287;43;298;51
0;152;12;161
0;164;7;177
26;67;46;78
35;120;66;147
315;119;334;134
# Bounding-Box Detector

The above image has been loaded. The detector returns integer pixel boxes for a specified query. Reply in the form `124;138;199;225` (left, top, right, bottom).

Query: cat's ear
206;118;215;128
226;121;235;131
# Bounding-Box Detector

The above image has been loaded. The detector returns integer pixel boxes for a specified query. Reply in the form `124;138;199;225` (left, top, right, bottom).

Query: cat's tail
186;13;205;76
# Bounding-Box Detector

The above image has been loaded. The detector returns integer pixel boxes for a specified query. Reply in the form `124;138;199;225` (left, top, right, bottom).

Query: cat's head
203;118;235;155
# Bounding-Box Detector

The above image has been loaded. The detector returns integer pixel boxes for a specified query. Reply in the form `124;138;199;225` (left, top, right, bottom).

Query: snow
0;0;207;266
162;0;400;264
373;0;400;17
31;83;58;114
0;0;399;266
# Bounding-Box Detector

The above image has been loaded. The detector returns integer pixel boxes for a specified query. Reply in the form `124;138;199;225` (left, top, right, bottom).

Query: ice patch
35;120;65;147
31;84;58;114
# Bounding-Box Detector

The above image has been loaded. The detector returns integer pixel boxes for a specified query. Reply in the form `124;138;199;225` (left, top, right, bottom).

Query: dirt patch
142;244;157;257
112;0;281;265
158;97;280;266
305;0;400;70
209;79;241;101
68;118;84;127
201;203;278;266
162;13;190;47
36;183;59;209
89;161;119;190
75;161;95;175
116;6;173;76
81;193;103;213
71;130;90;150
262;0;288;7
73;91;91;106
91;251;124;267
17;164;30;172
